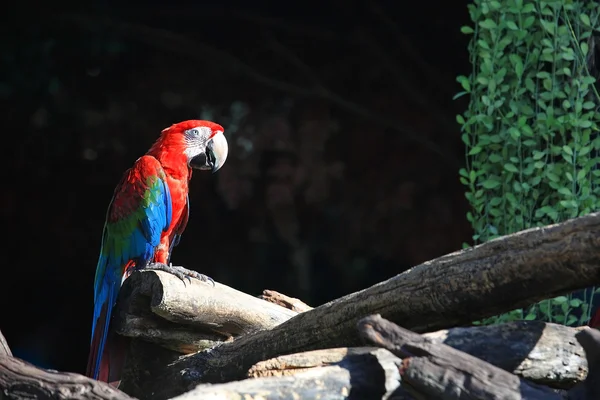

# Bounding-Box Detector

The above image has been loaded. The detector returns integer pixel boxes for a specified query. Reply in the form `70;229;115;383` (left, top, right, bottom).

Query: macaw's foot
146;262;215;286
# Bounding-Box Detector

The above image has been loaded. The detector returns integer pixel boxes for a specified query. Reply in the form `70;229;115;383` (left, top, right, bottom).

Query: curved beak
190;131;229;173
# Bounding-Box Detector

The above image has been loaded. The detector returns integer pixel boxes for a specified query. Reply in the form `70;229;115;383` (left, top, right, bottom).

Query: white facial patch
183;126;213;160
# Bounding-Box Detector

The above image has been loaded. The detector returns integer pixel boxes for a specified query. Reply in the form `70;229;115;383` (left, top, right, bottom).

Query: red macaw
86;120;228;386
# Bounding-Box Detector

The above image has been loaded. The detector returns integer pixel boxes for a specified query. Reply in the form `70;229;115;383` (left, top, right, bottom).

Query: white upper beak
208;131;228;173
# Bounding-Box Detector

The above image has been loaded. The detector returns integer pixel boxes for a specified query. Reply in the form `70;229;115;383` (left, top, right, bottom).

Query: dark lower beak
189;141;217;172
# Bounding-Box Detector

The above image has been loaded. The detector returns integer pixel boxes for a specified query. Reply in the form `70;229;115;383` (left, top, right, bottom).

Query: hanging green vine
456;0;600;326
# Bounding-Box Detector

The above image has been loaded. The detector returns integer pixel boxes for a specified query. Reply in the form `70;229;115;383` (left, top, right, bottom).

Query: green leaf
540;19;555;35
457;76;471;92
479;19;498;30
580;13;591;27
570;298;583;307
581;42;589;56
504;163;519;173
489;197;502;206
506;21;519;30
461;25;474;34
553;296;568;304
488;154;503;163
558;187;572;196
469;146;483;155
482;180;501;189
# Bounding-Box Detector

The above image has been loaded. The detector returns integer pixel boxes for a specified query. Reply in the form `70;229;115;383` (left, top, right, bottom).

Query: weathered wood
122;212;600;399
247;347;376;378
0;329;12;357
0;356;135;400
358;314;564;400
568;328;600;400
114;270;298;353
420;320;587;388
244;320;587;389
258;289;313;312
169;347;410;400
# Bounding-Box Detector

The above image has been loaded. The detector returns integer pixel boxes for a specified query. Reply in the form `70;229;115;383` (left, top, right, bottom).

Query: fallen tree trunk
0;352;134;400
1;320;595;400
357;314;569;400
419;320;588;388
117;212;600;399
171;347;410;400
243;321;587;388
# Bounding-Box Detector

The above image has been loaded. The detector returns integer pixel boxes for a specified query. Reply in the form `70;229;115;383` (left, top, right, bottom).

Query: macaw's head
159;120;228;173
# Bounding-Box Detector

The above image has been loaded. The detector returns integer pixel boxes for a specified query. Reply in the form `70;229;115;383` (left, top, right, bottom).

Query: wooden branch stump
258;290;313;312
114;270;298;353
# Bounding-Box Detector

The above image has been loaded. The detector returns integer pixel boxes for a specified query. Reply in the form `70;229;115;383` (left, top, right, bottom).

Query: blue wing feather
88;156;173;380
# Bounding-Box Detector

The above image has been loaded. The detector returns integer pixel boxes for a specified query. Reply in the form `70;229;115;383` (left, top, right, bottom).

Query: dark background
1;0;476;374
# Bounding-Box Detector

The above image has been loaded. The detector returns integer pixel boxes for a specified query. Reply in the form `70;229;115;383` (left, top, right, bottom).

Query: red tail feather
86;302;129;387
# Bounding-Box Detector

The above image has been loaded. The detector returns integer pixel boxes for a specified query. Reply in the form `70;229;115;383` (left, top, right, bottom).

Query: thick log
0;356;135;400
121;212;600;399
169;347;410;400
113;270;298;353
420;320;587;388
358;314;564;400
245;321;587;388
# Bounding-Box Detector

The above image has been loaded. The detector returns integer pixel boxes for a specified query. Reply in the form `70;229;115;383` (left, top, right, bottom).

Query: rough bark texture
358;314;565;400
0;356;135;400
243;321;588;389
258;290;313;312
170;347;410;400
419;320;588;388
247;347;378;378
0;330;11;358
120;212;600;399
113;269;298;353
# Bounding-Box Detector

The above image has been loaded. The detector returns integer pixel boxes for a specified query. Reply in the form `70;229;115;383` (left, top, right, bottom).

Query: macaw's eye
190;129;200;136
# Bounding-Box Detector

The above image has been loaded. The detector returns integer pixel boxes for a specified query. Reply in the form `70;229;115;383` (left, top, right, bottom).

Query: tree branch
169;347;410;400
120;211;600;399
357;314;566;400
0;356;135;400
